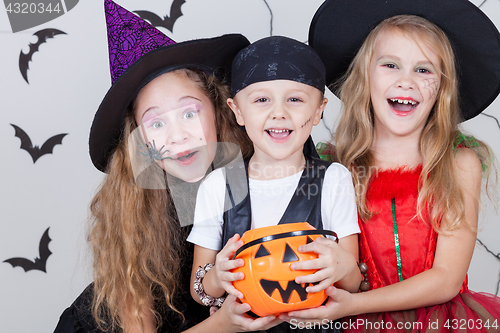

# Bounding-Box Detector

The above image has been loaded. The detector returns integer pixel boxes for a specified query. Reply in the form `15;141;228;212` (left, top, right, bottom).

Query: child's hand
279;286;354;324
217;295;283;332
213;234;245;298
290;237;351;293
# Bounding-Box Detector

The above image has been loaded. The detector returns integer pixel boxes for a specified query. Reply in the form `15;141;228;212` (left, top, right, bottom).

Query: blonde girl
282;0;500;331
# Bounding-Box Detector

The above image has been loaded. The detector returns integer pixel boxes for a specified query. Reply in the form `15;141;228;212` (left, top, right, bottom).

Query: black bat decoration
11;124;68;163
19;28;67;84
134;0;186;32
3;227;52;273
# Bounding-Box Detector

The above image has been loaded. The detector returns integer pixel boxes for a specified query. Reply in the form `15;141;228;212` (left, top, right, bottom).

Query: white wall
0;1;499;332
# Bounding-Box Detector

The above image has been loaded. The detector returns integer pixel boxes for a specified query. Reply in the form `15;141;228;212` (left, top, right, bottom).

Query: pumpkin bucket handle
233;229;338;259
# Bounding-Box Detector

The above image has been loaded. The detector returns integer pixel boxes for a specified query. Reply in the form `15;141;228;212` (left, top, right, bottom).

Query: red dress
345;166;500;333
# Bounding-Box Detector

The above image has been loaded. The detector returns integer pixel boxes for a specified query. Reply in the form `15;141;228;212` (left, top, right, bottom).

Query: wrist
204;267;226;297
349;291;366;317
334;261;363;293
193;264;226;307
207;308;229;332
187;308;231;333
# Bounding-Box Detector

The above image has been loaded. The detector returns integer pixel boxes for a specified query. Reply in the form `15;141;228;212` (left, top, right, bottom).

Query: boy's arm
292;234;361;293
188;168;229;303
325;163;362;292
335;234;360;292
290;163;361;292
190;236;246;305
190;245;222;304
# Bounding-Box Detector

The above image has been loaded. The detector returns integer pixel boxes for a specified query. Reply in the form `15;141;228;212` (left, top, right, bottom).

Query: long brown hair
333;15;494;231
89;68;252;331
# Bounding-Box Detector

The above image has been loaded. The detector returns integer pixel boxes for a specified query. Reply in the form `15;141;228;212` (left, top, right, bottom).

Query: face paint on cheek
423;78;439;100
300;117;312;128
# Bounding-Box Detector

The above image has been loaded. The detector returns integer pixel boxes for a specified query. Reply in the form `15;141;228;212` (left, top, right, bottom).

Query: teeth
268;129;288;133
390;98;416;105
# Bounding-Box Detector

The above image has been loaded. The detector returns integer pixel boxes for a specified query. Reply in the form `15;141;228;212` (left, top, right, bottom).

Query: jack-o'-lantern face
231;222;330;317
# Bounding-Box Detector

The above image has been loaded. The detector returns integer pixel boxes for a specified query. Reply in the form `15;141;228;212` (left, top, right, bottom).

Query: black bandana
231;36;326;97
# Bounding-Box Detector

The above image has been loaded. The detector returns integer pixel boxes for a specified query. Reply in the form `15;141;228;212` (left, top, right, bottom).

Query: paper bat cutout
19;28;67;84
11;124;68;163
3;227;52;273
134;0;186;32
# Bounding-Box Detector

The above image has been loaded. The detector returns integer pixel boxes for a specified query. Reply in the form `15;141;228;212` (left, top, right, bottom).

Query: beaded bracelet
193;263;226;307
358;262;370;292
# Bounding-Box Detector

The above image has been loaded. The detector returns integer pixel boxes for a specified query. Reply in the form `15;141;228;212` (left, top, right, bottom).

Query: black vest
221;156;341;333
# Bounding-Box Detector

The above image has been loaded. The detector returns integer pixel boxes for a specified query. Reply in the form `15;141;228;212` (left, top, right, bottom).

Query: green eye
152;121;164;129
184;111;197;119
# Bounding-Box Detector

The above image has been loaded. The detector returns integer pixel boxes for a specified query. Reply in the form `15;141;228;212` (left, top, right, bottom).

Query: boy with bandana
188;36;361;331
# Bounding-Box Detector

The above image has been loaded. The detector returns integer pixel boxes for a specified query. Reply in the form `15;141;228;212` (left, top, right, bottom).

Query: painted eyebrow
179;95;202;102
141;106;160;122
415;60;436;68
377;55;435;67
141;96;201;119
376;55;400;62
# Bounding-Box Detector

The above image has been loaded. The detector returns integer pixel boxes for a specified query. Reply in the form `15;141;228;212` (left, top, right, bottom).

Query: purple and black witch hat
105;0;175;84
89;0;250;172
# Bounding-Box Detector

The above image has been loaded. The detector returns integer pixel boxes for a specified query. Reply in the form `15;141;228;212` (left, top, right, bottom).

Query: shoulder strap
222;157;332;246
222;159;251;246
278;157;330;230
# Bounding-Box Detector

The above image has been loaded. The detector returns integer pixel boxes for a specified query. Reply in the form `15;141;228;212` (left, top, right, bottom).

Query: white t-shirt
187;163;359;251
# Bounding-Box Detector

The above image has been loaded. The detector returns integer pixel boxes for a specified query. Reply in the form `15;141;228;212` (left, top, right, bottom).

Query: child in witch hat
282;0;500;331
53;1;283;332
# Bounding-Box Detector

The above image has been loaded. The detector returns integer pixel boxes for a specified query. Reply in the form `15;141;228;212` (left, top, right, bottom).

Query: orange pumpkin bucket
231;222;337;316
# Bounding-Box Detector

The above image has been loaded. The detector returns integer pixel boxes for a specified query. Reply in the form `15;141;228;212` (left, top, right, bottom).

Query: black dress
53;226;208;333
53;148;246;333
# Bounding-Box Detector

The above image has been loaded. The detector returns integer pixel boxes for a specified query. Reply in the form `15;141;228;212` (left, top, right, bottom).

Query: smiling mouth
266;128;292;139
388;98;419;112
176;151;196;161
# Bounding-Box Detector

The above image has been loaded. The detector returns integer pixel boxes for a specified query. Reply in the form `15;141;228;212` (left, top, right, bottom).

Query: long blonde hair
334;15;494;231
89;68;252;331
